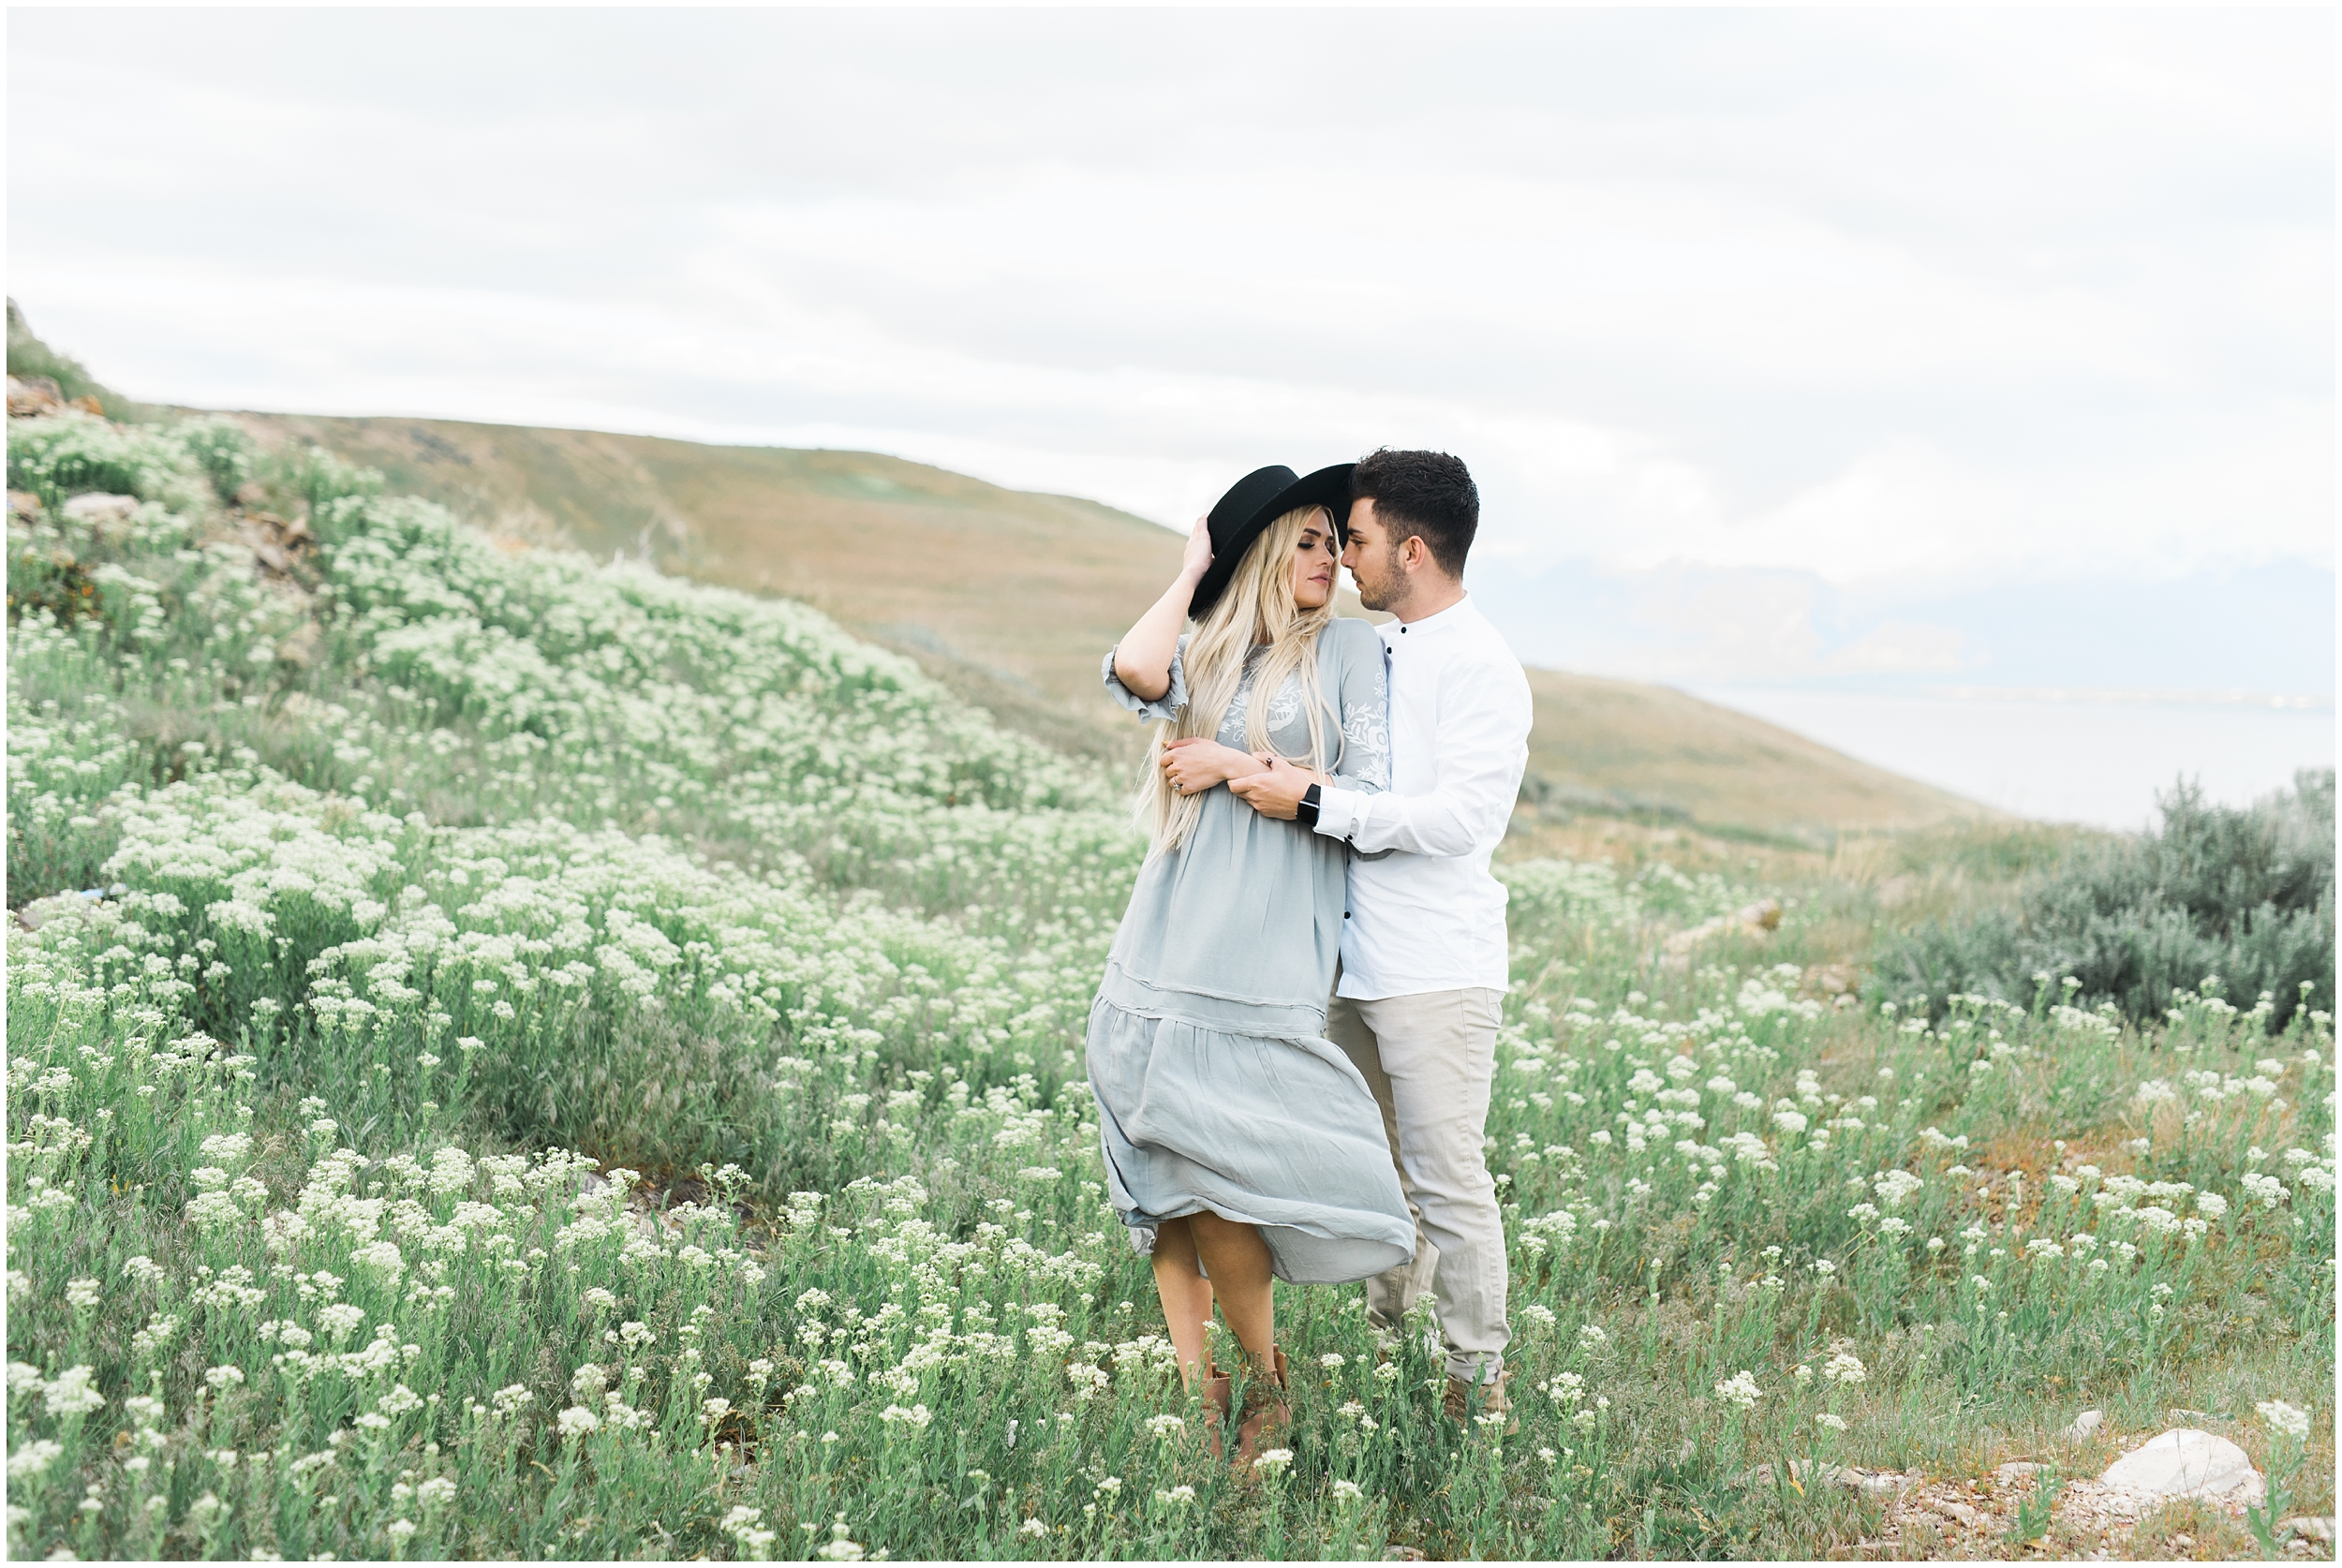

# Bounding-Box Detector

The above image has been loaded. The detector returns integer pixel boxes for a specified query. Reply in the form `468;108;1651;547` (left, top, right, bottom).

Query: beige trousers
1325;982;1510;1383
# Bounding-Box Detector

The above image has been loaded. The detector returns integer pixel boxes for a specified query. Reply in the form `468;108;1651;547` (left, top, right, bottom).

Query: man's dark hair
1350;449;1479;577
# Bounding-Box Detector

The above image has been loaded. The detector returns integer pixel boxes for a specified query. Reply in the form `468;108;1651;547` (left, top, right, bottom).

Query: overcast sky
8;7;2334;703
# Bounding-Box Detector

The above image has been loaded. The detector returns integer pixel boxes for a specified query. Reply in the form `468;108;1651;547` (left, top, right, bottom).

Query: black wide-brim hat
1188;463;1356;620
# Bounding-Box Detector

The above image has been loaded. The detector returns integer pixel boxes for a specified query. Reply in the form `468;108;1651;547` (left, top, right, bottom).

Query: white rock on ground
60;492;141;541
2095;1428;2265;1504
2061;1410;2104;1441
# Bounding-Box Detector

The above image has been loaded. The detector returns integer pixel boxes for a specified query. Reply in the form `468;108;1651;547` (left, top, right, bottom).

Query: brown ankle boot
1443;1368;1517;1434
1231;1345;1292;1469
1199;1363;1232;1460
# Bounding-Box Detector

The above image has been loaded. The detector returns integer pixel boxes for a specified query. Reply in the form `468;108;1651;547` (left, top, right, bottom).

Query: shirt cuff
1314;785;1366;842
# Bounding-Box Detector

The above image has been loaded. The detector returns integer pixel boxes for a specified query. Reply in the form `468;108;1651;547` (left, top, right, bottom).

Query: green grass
7;406;2334;1561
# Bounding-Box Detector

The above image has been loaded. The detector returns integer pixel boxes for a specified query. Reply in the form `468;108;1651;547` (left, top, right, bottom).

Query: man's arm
1309;665;1529;855
1225;621;1388;820
1226;757;1327;820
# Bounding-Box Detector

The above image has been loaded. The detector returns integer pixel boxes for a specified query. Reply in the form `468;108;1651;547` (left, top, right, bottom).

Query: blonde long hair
1139;504;1341;854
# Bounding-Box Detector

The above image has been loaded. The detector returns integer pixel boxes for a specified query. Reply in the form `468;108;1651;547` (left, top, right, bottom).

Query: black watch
1297;782;1322;828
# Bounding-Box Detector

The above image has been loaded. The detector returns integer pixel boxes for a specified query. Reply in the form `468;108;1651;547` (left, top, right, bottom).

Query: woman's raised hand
1113;517;1214;706
1178;515;1213;584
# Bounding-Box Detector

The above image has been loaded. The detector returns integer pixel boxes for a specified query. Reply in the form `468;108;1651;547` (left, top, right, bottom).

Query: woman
1088;463;1414;1464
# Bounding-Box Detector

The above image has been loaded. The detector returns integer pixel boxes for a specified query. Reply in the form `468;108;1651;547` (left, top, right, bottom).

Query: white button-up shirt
1312;595;1533;999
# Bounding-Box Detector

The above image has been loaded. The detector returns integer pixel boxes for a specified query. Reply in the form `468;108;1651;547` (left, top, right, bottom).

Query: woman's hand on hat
1178;515;1214;584
1160;736;1264;795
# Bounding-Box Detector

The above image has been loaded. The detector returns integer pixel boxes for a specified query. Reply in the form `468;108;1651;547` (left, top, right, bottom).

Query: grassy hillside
222;412;1185;763
8;401;2331;1564
221;409;1986;836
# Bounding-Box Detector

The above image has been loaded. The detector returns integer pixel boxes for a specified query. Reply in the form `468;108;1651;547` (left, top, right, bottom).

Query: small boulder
60;492;141;544
1995;1460;2046;1485
2062;1410;2104;1441
1662;899;1782;955
274;622;323;668
2097;1428;2263;1504
61;492;138;524
2282;1517;2335;1544
1771;1460;1904;1493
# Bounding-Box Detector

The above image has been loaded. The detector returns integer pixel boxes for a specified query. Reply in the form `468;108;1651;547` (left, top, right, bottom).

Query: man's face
1341;498;1407;613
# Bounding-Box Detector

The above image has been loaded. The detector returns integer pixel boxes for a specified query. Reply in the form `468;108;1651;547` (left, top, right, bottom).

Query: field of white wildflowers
7;407;2334;1561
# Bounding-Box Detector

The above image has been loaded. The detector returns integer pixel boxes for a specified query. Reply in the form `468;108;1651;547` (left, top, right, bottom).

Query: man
1230;448;1533;1424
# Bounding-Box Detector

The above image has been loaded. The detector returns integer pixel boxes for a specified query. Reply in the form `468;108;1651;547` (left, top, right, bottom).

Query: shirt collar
1389;593;1475;639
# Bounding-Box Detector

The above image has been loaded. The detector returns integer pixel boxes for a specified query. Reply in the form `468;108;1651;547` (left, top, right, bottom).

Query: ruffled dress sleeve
1103;634;1189;723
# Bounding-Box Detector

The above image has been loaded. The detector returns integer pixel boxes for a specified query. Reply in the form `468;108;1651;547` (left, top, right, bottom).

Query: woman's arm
1112;517;1213;703
1158;735;1268;795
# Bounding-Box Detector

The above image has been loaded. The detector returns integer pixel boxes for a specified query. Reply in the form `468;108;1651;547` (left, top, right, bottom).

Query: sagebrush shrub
1872;772;2335;1029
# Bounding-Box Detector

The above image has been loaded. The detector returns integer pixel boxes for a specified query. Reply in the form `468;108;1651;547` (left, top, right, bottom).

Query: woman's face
1289;510;1338;611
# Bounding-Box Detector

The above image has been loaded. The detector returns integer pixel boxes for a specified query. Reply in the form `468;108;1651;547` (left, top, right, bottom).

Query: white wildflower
2257;1400;2311;1440
1713;1370;1762;1410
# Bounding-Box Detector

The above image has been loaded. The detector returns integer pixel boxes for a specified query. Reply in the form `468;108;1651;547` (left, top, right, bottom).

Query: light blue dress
1088;618;1416;1284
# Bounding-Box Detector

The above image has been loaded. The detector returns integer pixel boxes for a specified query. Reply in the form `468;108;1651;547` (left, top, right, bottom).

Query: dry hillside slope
226;410;1986;837
230;412;1178;760
1519;670;1985;837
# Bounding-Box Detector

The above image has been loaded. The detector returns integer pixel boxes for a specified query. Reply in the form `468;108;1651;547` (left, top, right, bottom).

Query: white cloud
6;7;2331;644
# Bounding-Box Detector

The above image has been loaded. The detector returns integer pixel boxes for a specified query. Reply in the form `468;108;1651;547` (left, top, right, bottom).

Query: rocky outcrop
1662;898;1783;956
7;374;99;418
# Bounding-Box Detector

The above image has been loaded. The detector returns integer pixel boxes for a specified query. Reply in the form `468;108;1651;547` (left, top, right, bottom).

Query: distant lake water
1687;688;2336;830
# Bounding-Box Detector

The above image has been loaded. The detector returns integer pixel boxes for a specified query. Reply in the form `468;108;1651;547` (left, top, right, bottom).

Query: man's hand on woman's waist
1228;756;1327;821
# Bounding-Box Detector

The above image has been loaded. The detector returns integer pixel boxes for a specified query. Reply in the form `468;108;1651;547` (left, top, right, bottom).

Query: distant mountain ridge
211;408;1991;839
